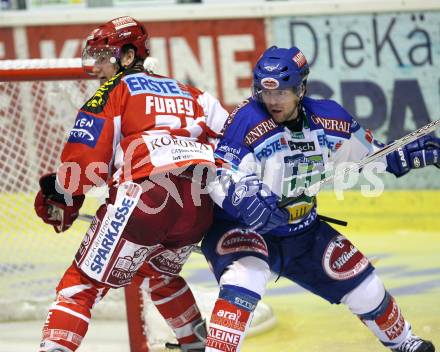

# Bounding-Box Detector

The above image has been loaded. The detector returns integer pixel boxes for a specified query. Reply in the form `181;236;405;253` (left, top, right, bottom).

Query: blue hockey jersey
209;96;384;236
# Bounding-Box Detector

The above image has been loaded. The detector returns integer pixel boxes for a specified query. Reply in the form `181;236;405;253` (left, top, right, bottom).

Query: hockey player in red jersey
34;16;228;352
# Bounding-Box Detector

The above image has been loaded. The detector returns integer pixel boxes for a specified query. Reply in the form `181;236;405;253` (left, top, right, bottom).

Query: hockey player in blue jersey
201;46;439;352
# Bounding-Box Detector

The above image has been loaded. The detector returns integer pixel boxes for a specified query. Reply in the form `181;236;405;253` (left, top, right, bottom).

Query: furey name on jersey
124;73;195;116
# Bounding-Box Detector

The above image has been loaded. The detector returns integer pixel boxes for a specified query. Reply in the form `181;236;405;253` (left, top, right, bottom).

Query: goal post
0;58;276;351
0;58;89;81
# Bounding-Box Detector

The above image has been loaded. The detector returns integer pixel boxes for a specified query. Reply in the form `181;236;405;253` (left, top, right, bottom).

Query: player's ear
121;48;136;68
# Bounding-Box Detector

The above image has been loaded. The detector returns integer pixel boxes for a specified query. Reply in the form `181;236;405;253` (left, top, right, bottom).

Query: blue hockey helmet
253;46;309;99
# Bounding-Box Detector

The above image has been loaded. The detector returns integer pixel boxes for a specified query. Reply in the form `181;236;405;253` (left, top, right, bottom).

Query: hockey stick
78;213;94;222
278;118;440;208
77;118;440;232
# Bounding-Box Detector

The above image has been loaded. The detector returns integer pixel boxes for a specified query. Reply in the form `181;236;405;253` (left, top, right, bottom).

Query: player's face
261;89;300;123
83;46;136;84
92;50;135;84
92;60;119;85
82;46;121;84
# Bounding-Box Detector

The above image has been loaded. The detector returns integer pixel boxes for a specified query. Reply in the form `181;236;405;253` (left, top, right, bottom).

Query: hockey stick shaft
347;118;440;172
278;118;440;207
78;213;94;222
79;119;440;221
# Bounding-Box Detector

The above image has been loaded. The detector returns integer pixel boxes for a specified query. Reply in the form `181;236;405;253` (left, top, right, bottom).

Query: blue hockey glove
386;135;440;177
227;174;289;234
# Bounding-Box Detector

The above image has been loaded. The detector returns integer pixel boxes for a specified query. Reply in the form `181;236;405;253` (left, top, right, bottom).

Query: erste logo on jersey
124;74;196;118
317;133;343;151
255;134;288;161
124;74;191;98
68;112;105;148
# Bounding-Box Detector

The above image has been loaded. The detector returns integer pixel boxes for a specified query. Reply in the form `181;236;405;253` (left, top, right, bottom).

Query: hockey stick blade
278;118;440;208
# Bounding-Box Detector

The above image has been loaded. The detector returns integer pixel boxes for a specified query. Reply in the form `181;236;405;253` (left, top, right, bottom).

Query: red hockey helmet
82;16;150;75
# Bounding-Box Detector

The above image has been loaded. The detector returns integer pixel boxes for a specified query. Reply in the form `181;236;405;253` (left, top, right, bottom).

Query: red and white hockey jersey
57;69;228;195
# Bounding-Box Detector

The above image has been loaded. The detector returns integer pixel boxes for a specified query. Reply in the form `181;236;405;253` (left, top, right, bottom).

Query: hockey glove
34;173;85;233
386;135;440;177
227;174;289;234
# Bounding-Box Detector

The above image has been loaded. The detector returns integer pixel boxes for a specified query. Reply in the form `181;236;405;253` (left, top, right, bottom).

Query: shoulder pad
220;98;251;135
304;97;353;135
244;118;279;146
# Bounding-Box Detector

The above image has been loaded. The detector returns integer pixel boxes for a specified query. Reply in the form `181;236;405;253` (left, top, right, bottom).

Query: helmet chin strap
297;81;307;99
116;64;125;74
288;84;306;122
292;108;301;122
291;84;307;122
291;96;309;124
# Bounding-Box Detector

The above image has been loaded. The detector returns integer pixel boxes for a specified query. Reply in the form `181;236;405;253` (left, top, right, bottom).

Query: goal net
0;59;276;351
